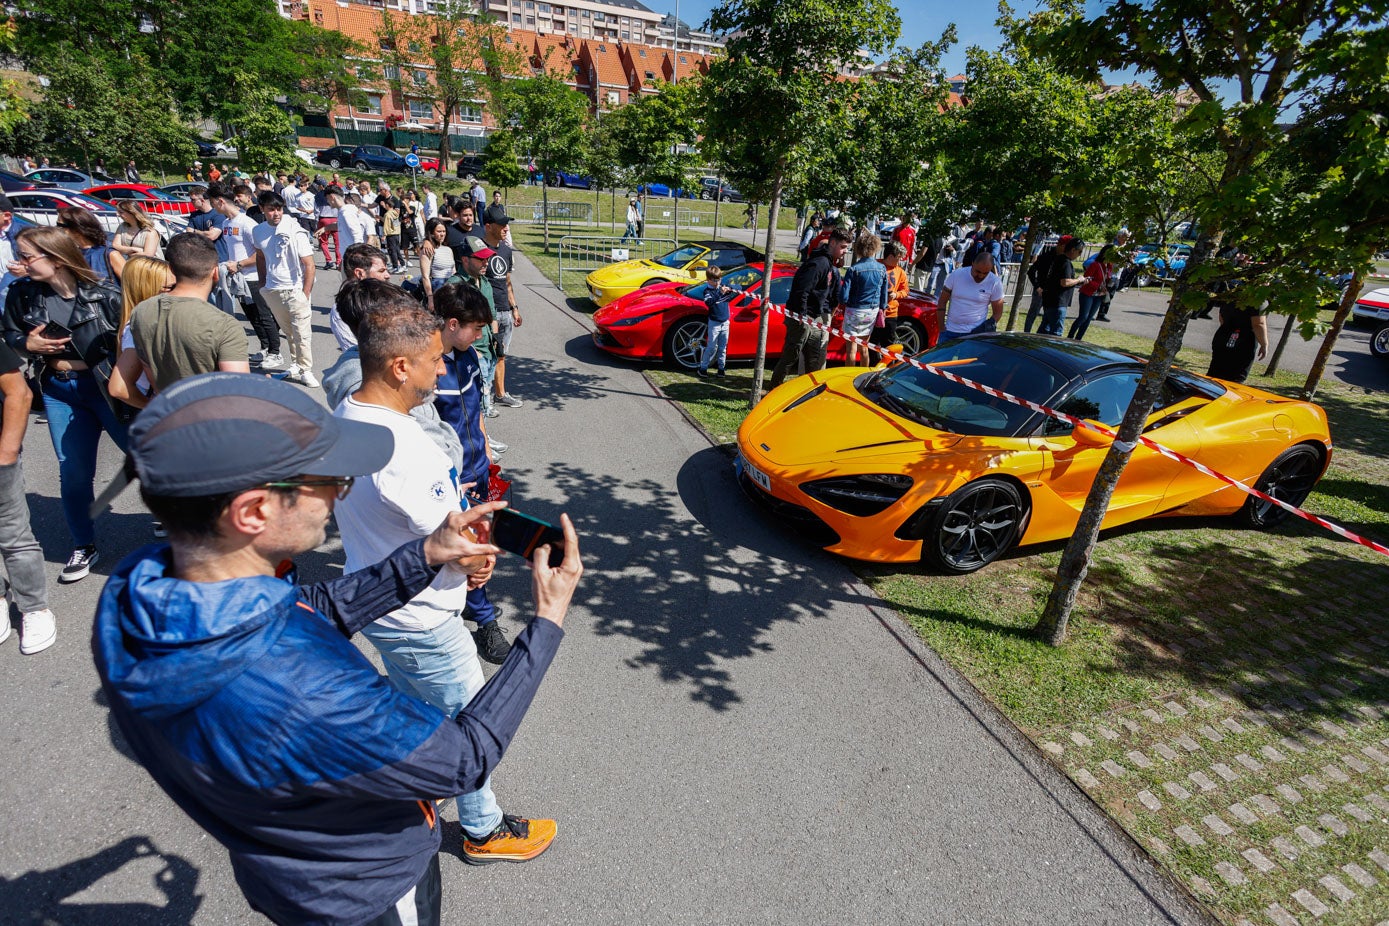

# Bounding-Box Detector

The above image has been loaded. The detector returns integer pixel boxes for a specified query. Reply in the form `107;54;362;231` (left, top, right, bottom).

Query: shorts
843;308;877;338
495;309;515;356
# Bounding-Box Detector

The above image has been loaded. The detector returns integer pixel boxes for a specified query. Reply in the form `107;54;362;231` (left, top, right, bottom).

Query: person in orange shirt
875;240;910;348
208;163;222;183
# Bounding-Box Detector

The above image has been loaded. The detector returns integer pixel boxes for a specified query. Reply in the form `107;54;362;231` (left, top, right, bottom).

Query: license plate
737;453;772;492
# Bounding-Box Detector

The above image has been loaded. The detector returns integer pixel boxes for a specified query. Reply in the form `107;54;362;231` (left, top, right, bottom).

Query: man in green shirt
131;234;250;393
455;236;502;424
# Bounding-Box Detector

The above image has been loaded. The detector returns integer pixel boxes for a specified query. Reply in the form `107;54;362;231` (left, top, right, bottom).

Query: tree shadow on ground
1302;383;1389;458
497;449;844;712
0;836;203;925
500;355;608;412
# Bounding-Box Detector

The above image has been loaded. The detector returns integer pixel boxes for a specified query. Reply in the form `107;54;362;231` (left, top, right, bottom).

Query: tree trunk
610;186;616;234
749;171;786;407
673;192;679;246
541;177;551;252
713;186;722;238
1262;313;1298;377
1006;226;1040;330
1301;271;1367;400
1035;227;1221;645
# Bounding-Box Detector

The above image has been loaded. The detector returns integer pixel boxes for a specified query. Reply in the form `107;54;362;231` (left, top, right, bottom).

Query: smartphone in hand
491;508;566;567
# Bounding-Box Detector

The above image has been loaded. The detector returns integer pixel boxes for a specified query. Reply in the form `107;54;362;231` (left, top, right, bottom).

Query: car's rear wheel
889;319;926;355
700;189;711;200
1371;322;1389;358
1239;443;1324;528
641;278;667;289
353;160;368;170
663;317;707;371
329;158;342;168
922;478;1027;574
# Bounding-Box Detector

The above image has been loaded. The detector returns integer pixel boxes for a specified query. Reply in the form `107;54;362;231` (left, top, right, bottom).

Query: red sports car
592;262;939;371
85;184;197;217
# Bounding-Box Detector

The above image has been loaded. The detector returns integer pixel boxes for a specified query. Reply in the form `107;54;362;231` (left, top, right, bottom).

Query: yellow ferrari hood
747;378;961;467
588;259;661;287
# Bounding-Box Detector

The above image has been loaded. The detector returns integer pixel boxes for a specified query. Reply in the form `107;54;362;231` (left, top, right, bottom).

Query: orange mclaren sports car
735;333;1333;572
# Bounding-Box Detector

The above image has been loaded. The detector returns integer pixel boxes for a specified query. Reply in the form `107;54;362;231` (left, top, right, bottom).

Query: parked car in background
85;184;197;217
548;170;592;189
415;155;440;173
8;189;183;241
0;169;44;193
314;145;358;169
23;168;99;192
156;183;203;199
1350;284;1389;327
698;177;745;202
585;240;764;307
348;145;408;172
636;182;696;199
455;155;485;179
592;262;938;371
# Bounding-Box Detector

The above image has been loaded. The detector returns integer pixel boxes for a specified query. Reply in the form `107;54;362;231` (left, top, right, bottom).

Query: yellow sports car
586;239;762;307
735;333;1332;573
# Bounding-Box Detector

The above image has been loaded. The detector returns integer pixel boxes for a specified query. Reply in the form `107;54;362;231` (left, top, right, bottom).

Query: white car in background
7;189;186;243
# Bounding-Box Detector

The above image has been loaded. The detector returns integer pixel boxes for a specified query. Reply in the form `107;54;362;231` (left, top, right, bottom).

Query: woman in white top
418;218;457;309
112;201;163;263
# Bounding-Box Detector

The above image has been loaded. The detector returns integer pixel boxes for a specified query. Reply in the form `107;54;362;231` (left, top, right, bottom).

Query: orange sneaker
462;814;557;866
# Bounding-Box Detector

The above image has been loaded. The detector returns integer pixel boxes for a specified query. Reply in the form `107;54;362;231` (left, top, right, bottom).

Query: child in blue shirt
697;265;736;378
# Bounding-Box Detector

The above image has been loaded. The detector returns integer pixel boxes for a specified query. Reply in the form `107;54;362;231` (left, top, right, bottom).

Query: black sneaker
695;368;708;378
716;369;726;377
474;620;512;664
60;545;98;583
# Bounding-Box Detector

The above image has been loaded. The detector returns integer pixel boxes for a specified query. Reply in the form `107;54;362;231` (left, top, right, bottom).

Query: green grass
526;245;1389;925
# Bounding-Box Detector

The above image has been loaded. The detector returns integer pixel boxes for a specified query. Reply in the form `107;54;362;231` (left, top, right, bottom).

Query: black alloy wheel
1240;444;1324;528
923;478;1027;574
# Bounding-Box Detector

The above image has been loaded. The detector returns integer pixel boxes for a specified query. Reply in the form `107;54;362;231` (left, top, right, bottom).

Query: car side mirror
1072;421;1113;447
692;260;708;270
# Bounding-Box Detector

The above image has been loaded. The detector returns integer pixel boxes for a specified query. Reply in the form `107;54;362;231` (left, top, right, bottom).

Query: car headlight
800;474;913;516
607;310;663;327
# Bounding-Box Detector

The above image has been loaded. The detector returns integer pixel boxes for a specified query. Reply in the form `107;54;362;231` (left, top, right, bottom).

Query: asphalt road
0;253;1210;925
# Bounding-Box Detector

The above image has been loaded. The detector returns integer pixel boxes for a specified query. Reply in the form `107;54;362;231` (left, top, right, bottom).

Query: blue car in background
636;182;696;199
1133;243;1192;286
550;170;593;189
348;145;409;172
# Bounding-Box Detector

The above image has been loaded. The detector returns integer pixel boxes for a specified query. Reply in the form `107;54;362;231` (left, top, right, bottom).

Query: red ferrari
85;184;197;217
592;262;939;370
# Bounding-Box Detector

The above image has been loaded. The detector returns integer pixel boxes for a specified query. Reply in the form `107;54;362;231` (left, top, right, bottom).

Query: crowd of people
0;149;583;924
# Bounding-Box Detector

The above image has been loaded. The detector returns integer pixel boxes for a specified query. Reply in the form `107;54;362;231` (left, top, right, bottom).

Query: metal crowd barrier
557;236;678;291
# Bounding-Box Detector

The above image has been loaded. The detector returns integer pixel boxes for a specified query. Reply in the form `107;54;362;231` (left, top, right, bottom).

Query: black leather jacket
3;278;122;370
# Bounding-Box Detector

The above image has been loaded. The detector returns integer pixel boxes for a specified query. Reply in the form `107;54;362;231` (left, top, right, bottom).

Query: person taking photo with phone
331;289;561;866
92;371;581;926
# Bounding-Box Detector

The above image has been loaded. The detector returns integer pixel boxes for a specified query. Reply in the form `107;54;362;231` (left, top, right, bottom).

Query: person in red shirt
890;212;916;265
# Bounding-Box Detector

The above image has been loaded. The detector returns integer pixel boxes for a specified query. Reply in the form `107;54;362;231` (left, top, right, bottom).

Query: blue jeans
699;318;729;372
1069;293;1102;340
1023;289;1044;333
41;371;129;548
476;351;495;414
359;616;503;839
1039;301;1067;336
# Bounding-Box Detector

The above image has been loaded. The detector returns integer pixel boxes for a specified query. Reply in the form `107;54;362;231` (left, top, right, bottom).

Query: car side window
1054;372;1142;429
769;276;794;305
710;249;744;269
88;189;114;200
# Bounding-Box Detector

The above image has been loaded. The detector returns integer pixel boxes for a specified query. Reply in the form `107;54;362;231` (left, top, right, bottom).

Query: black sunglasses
262;476;355;500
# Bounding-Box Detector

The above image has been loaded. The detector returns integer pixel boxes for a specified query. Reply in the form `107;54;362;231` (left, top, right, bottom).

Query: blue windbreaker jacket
92;540;563;926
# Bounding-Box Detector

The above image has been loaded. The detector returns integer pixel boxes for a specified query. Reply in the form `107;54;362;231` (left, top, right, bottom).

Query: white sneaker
0;617;10;647
298;370;320;388
261;352;286;369
488;438;509;454
19;608;55;655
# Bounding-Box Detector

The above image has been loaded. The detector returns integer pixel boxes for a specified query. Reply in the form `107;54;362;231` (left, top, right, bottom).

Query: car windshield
859;340;1070;436
67;192;115;211
682;265;763;298
653;245;707;269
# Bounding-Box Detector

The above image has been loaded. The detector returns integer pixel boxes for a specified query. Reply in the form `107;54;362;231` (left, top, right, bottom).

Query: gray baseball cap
94;373;393;512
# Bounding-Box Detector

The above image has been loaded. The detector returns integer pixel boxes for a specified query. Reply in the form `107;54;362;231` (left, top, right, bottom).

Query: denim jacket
841;257;888;314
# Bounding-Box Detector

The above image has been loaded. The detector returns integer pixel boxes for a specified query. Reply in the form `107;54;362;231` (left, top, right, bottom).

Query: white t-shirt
942;266;1004;334
223;212;259;282
333;397;469;632
424;191;438;219
337;203;373;250
252;218;313;290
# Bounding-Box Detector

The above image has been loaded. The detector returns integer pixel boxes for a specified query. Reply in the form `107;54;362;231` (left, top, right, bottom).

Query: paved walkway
0;254;1207;924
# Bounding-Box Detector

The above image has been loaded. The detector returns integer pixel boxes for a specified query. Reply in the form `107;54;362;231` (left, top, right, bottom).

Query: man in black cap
91;372;582;926
481;213;522;409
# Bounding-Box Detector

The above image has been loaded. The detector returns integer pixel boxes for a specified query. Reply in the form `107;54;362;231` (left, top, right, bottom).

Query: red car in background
592;262;939;371
85;184;197;217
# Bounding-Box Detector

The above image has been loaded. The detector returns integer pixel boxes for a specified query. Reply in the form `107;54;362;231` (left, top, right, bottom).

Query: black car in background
455;155;485;179
315;146;358;169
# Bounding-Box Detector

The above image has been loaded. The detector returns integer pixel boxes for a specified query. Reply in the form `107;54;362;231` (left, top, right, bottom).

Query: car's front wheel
922;478;1027;574
1371;322;1389;358
889;319;927;355
1239;443;1324;528
353;160;368;170
663;316;707;371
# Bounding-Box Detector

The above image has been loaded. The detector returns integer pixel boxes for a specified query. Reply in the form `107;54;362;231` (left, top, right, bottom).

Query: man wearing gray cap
91;372;582;926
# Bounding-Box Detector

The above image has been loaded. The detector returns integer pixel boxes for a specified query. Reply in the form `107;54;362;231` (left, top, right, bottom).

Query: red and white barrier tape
757;302;1389;558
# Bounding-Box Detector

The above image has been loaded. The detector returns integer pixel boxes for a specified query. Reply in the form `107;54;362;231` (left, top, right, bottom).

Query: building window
644;70;654;80
605;90;619;107
621;30;629;38
638;48;646;56
383;64;400;80
568;23;576;32
408;100;433;120
580;9;588;16
363;93;383;114
539;2;549;10
413;69;429;85
512;12;521;21
408;41;422;53
525;15;534;24
458;105;483;123
679;56;687;63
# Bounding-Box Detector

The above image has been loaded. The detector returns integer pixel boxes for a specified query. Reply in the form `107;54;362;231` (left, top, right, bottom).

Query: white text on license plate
743;457;771;491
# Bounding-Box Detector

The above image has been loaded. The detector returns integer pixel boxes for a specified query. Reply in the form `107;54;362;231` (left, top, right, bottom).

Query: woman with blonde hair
107;255;174;410
839;229;887;366
1;226;126;586
111;200;163;273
